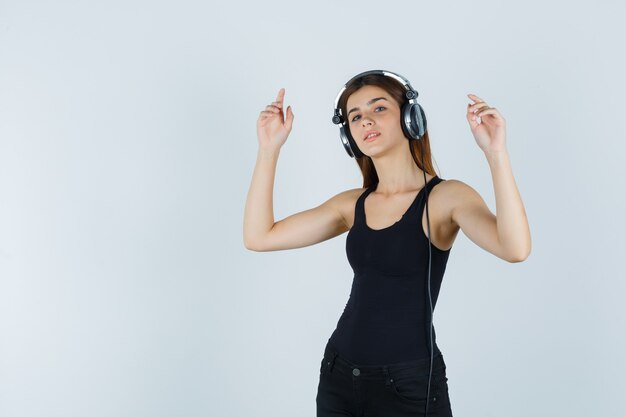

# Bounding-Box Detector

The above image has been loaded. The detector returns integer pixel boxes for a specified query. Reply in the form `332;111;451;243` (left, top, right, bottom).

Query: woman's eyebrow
347;97;388;116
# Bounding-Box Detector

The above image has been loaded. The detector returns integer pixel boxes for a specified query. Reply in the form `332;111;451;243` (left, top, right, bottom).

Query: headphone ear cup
417;103;427;138
401;103;419;140
414;103;427;138
400;103;413;141
408;103;427;139
340;126;363;158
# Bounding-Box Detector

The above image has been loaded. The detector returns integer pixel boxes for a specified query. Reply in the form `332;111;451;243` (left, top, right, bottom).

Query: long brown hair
338;73;439;189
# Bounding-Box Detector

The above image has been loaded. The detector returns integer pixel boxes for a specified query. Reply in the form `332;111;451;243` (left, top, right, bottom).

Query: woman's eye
351;106;386;122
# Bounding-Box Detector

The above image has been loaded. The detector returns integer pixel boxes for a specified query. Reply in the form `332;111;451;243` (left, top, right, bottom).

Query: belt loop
383;365;391;386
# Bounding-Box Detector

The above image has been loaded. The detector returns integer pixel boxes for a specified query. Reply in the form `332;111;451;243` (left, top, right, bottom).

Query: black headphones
331;69;428;158
331;69;438;416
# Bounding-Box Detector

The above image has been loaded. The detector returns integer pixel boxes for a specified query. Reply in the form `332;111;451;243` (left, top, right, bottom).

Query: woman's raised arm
243;88;351;252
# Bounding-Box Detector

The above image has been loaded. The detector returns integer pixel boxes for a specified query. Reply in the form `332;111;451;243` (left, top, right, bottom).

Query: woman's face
345;85;405;156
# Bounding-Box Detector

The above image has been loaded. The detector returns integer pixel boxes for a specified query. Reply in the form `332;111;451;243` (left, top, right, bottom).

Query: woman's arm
243;147;350;252
243;147;281;250
243;88;349;252
448;149;531;263
485;149;531;261
449;93;531;263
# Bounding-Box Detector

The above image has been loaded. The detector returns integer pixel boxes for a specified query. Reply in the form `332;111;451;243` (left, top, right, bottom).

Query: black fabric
316;342;454;416
326;176;452;365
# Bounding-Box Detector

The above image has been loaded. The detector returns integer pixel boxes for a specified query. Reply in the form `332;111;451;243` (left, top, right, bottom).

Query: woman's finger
468;102;490;113
275;88;285;106
475;108;501;117
259;110;277;120
471;108;504;121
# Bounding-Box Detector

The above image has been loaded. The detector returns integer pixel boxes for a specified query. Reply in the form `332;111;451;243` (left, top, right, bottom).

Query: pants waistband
322;342;446;383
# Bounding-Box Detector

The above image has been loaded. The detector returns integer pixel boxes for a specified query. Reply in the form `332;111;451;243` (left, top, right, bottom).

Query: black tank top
326;176;452;365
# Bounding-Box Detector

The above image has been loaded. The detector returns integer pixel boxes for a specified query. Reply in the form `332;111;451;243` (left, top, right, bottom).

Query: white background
1;1;625;416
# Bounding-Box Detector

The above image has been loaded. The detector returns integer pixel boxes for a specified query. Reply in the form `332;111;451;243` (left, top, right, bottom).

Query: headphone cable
419;137;435;416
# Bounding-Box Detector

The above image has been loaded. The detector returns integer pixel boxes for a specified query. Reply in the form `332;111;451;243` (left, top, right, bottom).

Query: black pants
316;342;453;417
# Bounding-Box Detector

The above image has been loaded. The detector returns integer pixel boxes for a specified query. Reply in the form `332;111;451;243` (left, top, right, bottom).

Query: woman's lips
364;133;380;142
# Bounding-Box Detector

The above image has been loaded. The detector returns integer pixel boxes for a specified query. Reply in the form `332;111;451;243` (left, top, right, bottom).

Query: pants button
352;368;360;376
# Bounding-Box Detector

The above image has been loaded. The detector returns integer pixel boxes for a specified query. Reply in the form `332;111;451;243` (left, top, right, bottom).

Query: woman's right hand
256;88;294;151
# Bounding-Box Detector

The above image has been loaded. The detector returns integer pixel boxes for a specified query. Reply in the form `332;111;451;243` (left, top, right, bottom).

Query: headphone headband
332;70;418;123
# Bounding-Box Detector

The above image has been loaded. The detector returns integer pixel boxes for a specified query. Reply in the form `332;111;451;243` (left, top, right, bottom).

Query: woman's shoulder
432;177;474;202
332;186;369;200
433;177;487;221
326;187;368;229
437;177;478;197
333;187;369;209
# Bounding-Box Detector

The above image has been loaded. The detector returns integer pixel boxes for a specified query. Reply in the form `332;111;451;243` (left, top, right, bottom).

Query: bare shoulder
440;178;476;198
438;178;486;226
327;187;368;230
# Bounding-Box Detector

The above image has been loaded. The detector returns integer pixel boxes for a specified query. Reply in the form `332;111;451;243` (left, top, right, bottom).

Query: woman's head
345;84;406;158
338;72;438;188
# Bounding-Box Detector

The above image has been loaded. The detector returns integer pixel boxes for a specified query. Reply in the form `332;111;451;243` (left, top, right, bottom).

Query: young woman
244;71;531;416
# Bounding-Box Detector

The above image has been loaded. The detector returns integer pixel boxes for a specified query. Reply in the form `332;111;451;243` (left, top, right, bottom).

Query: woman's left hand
466;93;507;154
